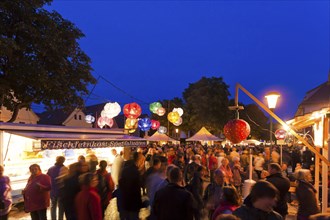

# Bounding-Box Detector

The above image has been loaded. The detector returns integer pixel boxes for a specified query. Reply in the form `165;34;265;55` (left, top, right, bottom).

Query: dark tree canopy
183;76;230;134
0;0;96;122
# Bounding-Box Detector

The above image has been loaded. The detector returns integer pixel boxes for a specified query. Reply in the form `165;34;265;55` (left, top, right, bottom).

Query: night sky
39;0;329;121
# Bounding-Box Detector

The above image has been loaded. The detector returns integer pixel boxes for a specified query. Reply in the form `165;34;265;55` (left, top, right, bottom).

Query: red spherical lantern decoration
223;119;251;144
151;120;160;130
123;102;142;119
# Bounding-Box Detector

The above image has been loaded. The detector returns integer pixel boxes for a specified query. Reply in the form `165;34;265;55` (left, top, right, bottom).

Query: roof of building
295;73;330;117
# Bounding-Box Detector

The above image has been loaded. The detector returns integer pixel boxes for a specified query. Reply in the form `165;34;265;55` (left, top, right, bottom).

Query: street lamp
175;128;179;140
265;92;280;144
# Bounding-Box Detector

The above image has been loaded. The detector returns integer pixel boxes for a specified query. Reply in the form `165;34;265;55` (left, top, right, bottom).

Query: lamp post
265;92;280;145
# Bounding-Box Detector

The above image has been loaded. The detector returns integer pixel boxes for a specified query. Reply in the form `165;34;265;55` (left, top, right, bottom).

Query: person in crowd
97;160;115;208
75;173;102;220
302;149;313;169
23;164;52;220
254;153;265;179
281;163;289;178
266;163;290;218
118;153;143;220
291;147;302;172
212;186;241;220
0;165;12;220
145;147;155;170
144;157;161;186
184;155;201;184
187;165;205;220
219;158;233;185
136;148;146;176
153;166;197;220
208;151;218;182
167;147;176;165
62;161;89;220
232;157;243;195
296;169;320;220
172;153;185;173
229;148;239;163
47;156;68;220
88;155;110;217
271;149;280;164
203;169;225;218
233;180;282;220
146;156;168;209
111;149;124;188
240;150;249;171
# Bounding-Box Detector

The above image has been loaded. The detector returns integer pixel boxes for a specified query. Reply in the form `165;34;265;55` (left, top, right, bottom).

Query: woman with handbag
0;165;12;220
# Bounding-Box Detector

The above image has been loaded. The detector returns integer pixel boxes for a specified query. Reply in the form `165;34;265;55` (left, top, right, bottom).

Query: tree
183;77;230;135
0;0;96;122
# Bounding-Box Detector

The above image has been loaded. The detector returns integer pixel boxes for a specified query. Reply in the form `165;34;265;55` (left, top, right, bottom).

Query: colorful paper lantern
151;120;160;130
167;111;180;124
123;102;142;119
138;118;152;132
173;117;182;126
149;102;162;114
85;115;95;123
125;118;138;129
158;126;167;134
156;107;166;116
223;119;251;144
98;116;114;128
103;102;121;118
173;107;184;117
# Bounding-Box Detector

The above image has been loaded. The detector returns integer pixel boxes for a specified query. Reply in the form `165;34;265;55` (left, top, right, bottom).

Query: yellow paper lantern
167;111;180;124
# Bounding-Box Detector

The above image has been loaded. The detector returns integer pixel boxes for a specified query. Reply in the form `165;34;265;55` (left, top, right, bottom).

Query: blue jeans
51;196;64;220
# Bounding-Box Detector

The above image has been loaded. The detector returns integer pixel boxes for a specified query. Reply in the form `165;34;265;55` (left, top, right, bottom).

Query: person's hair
215;214;240;220
112;149;117;154
169;166;182;183
78;155;85;162
153;157;161;166
79;172;96;186
269;163;281;172
222;186;241;206
56;156;65;165
166;164;177;178
99;160;107;169
214;169;224;177
249;180;279;203
29;164;41;172
133;151;139;162
296;169;312;182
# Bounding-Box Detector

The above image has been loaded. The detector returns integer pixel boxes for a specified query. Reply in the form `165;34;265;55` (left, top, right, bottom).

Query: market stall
186;127;222;145
147;131;178;145
0;122;146;203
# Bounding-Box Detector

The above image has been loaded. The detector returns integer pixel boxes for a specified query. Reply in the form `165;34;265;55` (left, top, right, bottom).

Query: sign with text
41;140;147;150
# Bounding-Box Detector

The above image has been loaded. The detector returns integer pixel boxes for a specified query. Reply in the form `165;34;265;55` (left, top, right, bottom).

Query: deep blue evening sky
41;0;329;121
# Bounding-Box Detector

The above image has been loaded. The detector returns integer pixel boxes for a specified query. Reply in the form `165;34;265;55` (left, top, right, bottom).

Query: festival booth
147;131;178;145
186;127;222;145
0;122;146;203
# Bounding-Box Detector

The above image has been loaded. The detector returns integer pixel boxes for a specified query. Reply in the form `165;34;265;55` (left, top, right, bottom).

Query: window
79;115;82;120
74;114;77;120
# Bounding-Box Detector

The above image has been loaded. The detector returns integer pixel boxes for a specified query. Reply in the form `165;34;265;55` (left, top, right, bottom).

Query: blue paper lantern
138;118;152;132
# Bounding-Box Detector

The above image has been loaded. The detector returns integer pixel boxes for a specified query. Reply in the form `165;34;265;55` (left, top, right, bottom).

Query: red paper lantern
123;102;142;119
223;119;251;144
151;120;160;130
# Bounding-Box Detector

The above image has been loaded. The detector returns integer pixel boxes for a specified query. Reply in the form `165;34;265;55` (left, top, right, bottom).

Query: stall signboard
41;140;147;149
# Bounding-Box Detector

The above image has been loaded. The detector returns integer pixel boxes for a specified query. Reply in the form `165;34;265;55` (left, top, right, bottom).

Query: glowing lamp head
138;118;152;132
85;115;95;124
151;120;160;130
123;102;142;119
265;92;280;109
158;126;167;134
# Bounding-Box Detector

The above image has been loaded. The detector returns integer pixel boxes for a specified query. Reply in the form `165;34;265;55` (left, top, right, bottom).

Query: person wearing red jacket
75;173;102;220
23;164;51;220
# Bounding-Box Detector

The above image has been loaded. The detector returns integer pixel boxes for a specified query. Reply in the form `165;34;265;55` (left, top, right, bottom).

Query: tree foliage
183;77;230;135
0;0;96;122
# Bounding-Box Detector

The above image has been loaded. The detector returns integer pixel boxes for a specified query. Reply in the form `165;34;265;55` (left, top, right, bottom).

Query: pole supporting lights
265;92;280;144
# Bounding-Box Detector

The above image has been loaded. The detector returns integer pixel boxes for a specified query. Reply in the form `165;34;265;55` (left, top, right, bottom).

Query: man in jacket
153;166;197;220
266;163;290;218
233;181;282;220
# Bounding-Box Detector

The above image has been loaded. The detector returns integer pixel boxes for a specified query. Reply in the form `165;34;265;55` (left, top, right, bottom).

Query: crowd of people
0;143;329;220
